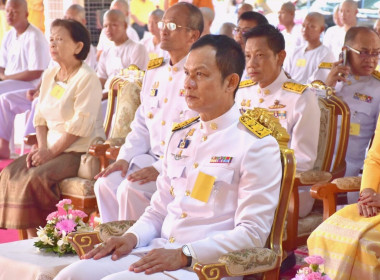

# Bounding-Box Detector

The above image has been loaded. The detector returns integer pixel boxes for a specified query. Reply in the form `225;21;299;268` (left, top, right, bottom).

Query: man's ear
277;49;286;67
189;30;201;44
226;73;240;94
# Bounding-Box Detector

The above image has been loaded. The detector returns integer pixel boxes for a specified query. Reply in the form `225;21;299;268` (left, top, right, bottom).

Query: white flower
57;239;64;247
41;235;54;246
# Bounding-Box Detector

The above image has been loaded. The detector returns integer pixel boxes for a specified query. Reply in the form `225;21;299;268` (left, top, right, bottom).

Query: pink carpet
0;229;19;244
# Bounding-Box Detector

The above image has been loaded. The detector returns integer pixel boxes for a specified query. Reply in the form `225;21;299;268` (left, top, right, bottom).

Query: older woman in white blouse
0;19;105;238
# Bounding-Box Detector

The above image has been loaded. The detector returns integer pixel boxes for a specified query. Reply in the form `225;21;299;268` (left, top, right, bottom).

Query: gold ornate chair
68;108;296;280
20;66;144;239
283;80;351;252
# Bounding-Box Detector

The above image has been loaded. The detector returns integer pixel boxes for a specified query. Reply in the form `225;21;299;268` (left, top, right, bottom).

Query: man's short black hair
244;24;285;54
190;34;245;95
51;19;91;61
238;11;268;26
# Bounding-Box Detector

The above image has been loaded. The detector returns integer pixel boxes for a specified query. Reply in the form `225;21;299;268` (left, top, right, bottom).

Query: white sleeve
27;31;50;71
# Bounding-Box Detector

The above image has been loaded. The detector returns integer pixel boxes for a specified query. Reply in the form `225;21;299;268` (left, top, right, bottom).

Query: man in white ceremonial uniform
0;0;49;94
96;0;140;61
0;4;97;159
93;3;202;223
55;33;282;280
236;24;320;218
284;12;334;84
312;26;380;203
323;0;357;61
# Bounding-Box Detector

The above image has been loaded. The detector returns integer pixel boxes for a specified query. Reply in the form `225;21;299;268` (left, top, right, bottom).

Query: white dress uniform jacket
313;64;380;177
235;70;320;172
95;57;197;222
55;104;282;280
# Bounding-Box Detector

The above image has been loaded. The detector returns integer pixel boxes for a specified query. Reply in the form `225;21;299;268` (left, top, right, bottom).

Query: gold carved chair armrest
24;133;37;146
68;220;136;258
106;146;121;161
88;143;111;170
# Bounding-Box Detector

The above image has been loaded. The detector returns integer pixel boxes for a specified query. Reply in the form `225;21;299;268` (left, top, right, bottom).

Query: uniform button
169;236;175;243
164;98;168;103
259;98;264;103
257;88;261;94
170;186;175;197
168;66;171;71
147;112;153;119
264;89;270;95
162;120;166;126
161;141;165;146
193;162;199;168
180;212;187;218
210;123;218;130
185;190;190;196
160;155;164;159
202;135;207;141
169;76;172;81
173;67;178;72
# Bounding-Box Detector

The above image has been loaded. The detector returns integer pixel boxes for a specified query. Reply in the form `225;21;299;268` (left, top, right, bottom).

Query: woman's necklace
56;63;82;83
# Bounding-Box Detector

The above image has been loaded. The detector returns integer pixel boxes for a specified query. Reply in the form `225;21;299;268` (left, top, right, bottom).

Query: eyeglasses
157;21;192;31
345;45;380;59
232;27;251;36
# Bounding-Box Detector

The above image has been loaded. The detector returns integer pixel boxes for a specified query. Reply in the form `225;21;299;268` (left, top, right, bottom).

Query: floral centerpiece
34;199;93;256
292;255;331;280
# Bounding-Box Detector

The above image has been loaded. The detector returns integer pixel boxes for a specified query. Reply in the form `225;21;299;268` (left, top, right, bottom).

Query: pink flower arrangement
34;199;93;256
292;255;331;280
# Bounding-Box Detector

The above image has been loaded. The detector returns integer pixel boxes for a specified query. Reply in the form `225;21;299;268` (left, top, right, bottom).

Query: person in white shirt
55;33;282;280
93;3;202;223
96;0;140;61
0;0;49;94
278;1;304;60
284;12;334;84
140;9;168;60
323;0;358;61
97;9;148;91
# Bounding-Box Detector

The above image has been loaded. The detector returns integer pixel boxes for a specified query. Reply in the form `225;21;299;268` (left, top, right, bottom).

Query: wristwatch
181;245;192;267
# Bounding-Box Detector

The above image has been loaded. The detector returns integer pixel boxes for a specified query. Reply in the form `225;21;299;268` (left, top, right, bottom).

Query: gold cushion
298;212;323;237
218;248;278;275
59;177;95;198
95;220;136;241
297;170;332;185
332;176;361;190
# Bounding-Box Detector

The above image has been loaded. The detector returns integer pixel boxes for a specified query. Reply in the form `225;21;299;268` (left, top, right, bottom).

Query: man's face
184;45;234;120
233;19;257;50
278;8;293;26
147;14;160;37
245;36;284;88
347;31;380;76
64;9;85;25
5;1;28;27
103;15;126;43
302;16;323;42
339;2;357;26
159;6;194;52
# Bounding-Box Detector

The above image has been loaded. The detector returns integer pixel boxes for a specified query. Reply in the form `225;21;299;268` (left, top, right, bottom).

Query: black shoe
280;251;296;273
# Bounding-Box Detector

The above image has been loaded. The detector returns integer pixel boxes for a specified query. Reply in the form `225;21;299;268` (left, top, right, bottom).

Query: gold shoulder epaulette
172;116;200;132
147;57;164;70
372;70;380;81
318;62;333;69
239;79;257;88
239;111;272;138
282;82;307;94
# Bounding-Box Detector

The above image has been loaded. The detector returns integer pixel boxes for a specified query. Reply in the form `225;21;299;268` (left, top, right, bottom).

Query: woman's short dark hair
190;34;245;95
51;19;91;61
244;24;285;54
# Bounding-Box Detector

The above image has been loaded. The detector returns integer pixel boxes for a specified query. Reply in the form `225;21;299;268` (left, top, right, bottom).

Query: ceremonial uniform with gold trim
56;104;282;280
236;70;320;172
313;64;380;177
94;57;197;222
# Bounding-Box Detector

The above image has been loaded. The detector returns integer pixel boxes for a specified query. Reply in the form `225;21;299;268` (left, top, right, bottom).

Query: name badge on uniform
296;58;306;67
210;156;233;164
273;110;287;120
350;123;361;136
50;84;65;99
353;92;372;103
190;171;215;203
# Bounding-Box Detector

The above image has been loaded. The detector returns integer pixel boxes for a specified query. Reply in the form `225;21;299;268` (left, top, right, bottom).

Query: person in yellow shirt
130;0;159;39
0;0;10;45
26;0;44;33
308;116;380;279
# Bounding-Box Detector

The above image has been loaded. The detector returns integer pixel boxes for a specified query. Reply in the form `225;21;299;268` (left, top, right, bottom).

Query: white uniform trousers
298;185;315;218
0;80;35;94
94;154;157;222
0;89;31;141
23;98;38;136
54;254;199;280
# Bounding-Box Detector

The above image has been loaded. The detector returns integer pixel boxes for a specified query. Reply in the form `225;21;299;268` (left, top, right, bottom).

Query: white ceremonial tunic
95;57;197;222
55;104;282;280
140;36;168;60
97;39;149;89
323;25;346;61
0;24;49;92
97;27;140;53
282;24;305;65
313;67;380;178
284;44;335;84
